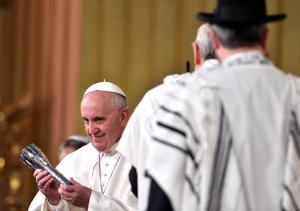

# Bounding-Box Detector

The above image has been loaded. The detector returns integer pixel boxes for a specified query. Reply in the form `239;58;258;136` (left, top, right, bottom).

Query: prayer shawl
145;51;300;211
29;143;138;211
117;59;219;210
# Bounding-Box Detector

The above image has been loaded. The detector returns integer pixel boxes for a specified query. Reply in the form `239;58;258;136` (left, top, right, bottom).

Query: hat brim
197;12;286;25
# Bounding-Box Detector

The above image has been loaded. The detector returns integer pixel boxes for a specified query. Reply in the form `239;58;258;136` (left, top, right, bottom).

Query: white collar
202;59;220;69
223;50;271;67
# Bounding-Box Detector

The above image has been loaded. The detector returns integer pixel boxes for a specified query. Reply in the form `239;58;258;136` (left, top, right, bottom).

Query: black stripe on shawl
146;174;173;211
290;111;300;159
157;105;202;170
129;166;138;197
150;135;201;203
283;184;300;211
160;105;200;144
184;174;201;203
157;121;186;138
152;136;198;170
207;104;233;211
281;111;300;211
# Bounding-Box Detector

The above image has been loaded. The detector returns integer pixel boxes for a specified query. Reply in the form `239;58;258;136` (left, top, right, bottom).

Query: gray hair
110;93;127;110
211;24;267;49
194;23;216;60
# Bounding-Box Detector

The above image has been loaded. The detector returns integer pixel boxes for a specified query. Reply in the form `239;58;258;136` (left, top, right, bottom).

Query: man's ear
210;29;220;50
193;43;202;66
120;108;129;127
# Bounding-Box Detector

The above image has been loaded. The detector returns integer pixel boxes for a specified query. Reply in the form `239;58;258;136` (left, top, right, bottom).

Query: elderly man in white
29;82;138;211
117;23;219;210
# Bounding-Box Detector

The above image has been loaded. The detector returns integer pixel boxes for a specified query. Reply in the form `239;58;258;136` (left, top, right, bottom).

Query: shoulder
63;143;95;159
132;84;170;115
55;143;98;184
57;143;98;170
163;72;191;84
288;73;300;88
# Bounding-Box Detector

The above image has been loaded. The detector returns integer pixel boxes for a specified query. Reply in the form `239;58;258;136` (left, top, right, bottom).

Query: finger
59;191;71;201
59;187;74;199
34;169;46;181
64;185;76;193
37;174;52;189
35;170;49;183
44;177;55;189
33;169;43;177
58;186;63;195
39;174;52;184
59;184;68;191
61;195;73;203
37;184;43;190
62;184;76;192
58;185;71;195
69;177;79;185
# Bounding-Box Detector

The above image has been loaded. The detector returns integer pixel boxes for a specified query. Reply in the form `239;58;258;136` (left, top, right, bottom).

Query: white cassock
117;59;219;210
29;143;138;211
145;51;300;211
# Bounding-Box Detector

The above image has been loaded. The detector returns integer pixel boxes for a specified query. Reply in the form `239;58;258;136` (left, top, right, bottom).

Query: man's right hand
34;169;61;205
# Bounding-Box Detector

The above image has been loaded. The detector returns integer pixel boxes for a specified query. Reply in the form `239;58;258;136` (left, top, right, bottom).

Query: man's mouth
91;134;105;140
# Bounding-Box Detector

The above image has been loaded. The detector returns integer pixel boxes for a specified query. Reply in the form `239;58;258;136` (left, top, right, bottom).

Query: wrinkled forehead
81;91;115;111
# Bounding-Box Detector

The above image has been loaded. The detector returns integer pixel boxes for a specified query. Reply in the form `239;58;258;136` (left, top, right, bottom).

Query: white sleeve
28;191;46;211
29;190;138;211
28;190;77;211
88;190;137;211
28;191;70;211
43;199;70;211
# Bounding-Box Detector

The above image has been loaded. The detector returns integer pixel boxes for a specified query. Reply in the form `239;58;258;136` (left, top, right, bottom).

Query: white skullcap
83;81;127;98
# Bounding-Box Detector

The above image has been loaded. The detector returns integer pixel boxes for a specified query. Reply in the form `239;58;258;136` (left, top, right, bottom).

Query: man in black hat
144;0;300;210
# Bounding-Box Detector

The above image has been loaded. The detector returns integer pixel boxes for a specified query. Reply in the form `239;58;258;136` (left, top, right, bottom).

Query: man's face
80;91;128;153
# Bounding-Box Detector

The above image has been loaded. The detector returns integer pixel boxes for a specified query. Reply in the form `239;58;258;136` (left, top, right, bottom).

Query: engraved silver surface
19;144;69;185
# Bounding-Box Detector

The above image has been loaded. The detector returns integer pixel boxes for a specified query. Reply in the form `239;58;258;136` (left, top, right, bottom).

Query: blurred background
0;0;299;210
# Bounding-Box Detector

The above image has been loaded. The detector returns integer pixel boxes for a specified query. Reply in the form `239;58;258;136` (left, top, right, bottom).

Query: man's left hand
58;178;92;209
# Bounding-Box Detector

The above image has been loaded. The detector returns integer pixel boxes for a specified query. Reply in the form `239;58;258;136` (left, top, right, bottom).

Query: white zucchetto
83;81;127;98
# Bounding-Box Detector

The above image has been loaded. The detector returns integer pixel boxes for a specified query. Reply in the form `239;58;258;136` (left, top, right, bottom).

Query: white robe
145;51;300;211
28;143;138;211
117;59;220;210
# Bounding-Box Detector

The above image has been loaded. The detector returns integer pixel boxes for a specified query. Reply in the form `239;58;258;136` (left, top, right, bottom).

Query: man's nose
87;122;98;134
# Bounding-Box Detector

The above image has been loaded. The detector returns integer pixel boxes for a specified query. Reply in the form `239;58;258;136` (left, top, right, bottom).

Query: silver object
19;143;69;185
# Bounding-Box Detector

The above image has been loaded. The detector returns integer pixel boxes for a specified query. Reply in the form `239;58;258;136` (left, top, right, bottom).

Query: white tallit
117;59;220;210
145;51;300;211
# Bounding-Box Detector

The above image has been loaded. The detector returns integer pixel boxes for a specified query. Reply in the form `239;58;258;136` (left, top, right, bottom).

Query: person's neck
101;140;119;155
217;46;265;63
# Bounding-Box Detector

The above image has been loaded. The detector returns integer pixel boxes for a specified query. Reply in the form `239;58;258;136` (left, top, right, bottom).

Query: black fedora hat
197;0;286;25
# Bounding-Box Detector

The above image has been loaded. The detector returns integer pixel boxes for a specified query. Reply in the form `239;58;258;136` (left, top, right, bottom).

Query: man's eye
95;120;104;124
